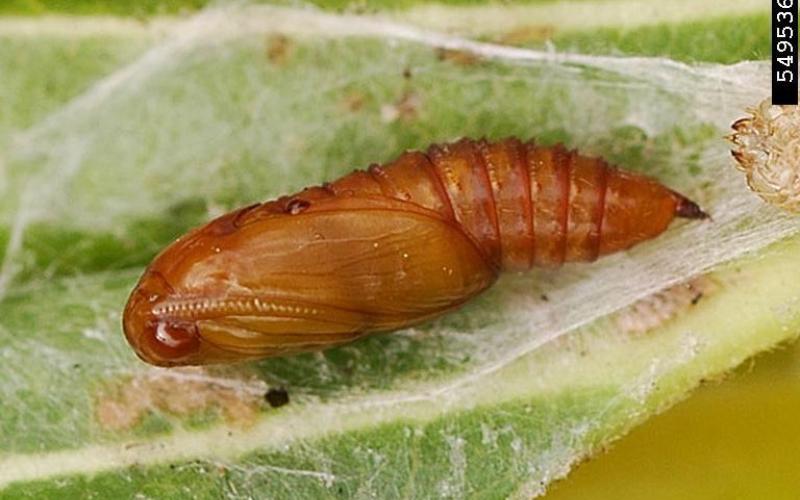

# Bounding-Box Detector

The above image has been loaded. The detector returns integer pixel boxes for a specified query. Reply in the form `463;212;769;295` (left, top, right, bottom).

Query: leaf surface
0;3;794;498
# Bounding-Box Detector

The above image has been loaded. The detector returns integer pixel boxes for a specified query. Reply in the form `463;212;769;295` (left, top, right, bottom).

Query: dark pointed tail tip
675;196;710;220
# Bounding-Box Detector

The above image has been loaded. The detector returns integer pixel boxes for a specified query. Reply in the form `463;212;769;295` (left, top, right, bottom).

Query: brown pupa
123;138;707;366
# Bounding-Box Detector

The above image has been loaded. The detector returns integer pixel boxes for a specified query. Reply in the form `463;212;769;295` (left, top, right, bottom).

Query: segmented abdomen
423;138;608;270
241;137;701;272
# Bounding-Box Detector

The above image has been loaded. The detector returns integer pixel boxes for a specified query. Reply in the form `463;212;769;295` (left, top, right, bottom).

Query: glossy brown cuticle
123;137;707;366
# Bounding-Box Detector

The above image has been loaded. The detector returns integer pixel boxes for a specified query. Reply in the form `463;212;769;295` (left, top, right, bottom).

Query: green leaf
0;2;795;498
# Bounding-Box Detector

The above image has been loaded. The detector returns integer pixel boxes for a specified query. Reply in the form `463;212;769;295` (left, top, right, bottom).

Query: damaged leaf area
94;369;269;432
0;2;798;498
614;276;716;335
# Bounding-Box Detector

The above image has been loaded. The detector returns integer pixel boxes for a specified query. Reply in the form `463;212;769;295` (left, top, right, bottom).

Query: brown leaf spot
436;48;483;66
266;34;292;65
495;25;556;45
339;91;366;113
380;91;421;123
95;368;269;432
